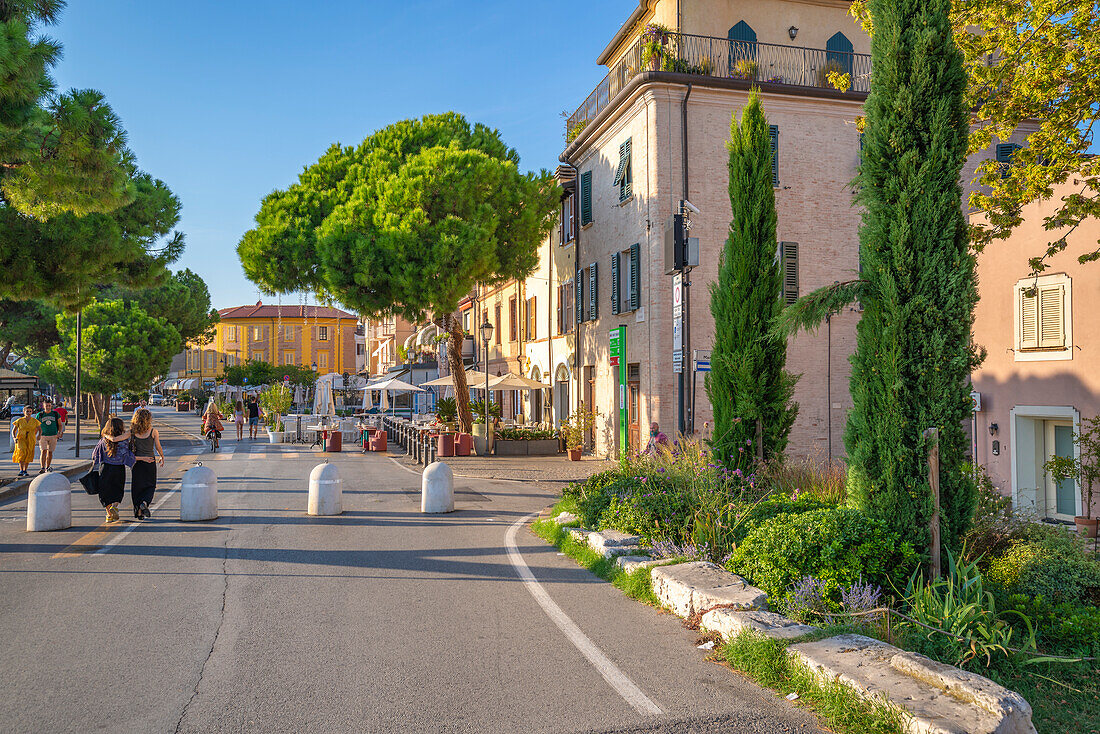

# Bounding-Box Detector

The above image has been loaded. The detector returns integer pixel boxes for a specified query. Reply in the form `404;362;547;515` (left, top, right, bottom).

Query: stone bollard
308;462;342;516
421;461;454;513
180;464;218;521
26;472;72;531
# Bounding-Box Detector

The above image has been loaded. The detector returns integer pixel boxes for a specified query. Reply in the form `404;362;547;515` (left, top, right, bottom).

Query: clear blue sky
50;0;630;311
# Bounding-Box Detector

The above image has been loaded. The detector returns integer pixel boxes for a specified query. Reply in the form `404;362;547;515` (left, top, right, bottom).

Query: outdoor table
307;424;333;451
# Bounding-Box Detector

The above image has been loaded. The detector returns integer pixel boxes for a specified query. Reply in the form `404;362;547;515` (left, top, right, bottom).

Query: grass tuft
721;630;906;734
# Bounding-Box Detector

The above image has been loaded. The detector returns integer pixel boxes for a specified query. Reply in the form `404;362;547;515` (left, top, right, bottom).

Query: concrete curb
0;461;91;503
701;609;819;641
650;561;769;618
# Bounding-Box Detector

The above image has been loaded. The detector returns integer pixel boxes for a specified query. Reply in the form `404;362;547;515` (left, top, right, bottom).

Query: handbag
79;462;102;495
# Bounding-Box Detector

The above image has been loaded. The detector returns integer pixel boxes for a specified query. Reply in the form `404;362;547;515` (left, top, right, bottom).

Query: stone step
551;511;580;526
614;555;667;574
586;529;641;557
650;561;768;618
701;609;818;641
789;634;1036;734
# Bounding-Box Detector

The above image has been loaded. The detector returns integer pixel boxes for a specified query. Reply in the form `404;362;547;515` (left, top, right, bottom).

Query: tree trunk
446;313;473;433
90;393;110;431
0;341;12;367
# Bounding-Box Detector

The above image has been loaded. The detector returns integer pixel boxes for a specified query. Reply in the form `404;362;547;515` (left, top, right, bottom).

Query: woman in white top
233;399;245;440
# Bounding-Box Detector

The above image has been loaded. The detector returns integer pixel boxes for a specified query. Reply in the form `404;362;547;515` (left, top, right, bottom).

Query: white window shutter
1038;284;1065;349
1019;288;1039;350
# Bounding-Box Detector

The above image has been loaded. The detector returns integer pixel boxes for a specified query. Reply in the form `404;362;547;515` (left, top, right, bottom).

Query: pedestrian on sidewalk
91;418;136;523
54;401;68;434
246;395;262;439
10;405;40;477
128;408;164;520
34;398;63;473
233;399;245;441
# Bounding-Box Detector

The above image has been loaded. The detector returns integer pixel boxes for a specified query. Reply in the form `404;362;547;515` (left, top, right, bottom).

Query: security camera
681;199;700;215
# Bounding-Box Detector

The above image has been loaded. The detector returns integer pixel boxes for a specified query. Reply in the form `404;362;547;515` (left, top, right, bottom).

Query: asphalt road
0;407;822;734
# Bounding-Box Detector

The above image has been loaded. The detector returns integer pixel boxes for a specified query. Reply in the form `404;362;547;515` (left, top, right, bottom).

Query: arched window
728;21;758;75
826;32;854;76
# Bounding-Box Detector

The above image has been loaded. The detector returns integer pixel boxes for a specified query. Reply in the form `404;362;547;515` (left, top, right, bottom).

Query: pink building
971;180;1100;522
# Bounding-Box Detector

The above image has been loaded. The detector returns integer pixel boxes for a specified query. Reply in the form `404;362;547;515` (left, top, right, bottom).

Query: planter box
267;431;284;444
494;439;527;456
526;439;559;456
176;403;190;412
122;402;140;412
492;439;561;456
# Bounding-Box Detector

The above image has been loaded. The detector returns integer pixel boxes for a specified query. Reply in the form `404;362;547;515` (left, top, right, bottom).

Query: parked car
149;394;165;406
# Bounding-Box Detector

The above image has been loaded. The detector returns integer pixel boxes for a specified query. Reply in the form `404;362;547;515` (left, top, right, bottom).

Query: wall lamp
988;422;999;436
788;26;799;41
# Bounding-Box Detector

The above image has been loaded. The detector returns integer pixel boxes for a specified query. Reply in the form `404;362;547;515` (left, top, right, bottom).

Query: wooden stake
923;427;941;579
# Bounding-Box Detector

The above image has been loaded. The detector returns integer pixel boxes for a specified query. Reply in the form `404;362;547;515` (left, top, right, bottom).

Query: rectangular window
611;244;642;314
563;280;574;333
226;326;237;342
1017;277;1068;353
587;262;598;321
997;142;1021;178
318;352;329;369
613;138;632;202
206;352;214;369
780;242;799;305
561;194;575;244
579;171;593;225
509;298;517;341
283;325;295;341
462;310;470;332
575;274;584;325
318;325;329;341
526;297;537;341
769;125;779;186
252;326;263;342
283;350;295;365
494;304;502;344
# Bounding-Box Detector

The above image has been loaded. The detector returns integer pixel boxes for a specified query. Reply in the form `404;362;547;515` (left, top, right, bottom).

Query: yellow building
177;301;358;384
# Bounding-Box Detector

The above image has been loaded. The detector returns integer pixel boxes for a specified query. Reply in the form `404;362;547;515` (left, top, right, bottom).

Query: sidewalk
1;423;98;502
394;451;615;483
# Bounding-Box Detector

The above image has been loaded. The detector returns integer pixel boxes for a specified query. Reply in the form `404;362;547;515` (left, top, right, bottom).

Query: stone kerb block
421;461;454;513
307;462;343;516
26;472;72;531
551;511;580;526
180;465;218;521
614;555;667;574
586;529;640;558
700;609;817;642
650;561;768;619
789;634;1036;734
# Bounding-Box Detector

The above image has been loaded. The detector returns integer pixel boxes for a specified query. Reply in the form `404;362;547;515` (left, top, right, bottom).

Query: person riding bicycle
201;401;224;446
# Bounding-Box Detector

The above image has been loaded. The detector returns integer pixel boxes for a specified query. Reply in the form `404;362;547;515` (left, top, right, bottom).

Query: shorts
248;417;259;426
38;435;58;452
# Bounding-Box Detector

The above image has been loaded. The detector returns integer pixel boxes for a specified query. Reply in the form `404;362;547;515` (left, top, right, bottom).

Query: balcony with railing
565;32;871;142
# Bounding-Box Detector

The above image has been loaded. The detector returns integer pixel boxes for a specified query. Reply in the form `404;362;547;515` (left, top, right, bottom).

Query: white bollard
308;462;342;516
421;461;454;513
180;464;218;521
26;472;72;532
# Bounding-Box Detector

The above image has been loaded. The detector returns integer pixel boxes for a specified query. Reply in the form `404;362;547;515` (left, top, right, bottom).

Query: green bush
986;536;1100;606
732;495;830;544
1001;594;1100;656
728;507;917;610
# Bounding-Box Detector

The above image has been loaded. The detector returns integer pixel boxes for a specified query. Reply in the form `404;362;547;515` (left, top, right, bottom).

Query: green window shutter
580;171;593;225
611;252;621;315
613;144;627;186
629;242;641;311
575;271;584;323
769;125;779;186
588;262;598;321
996;143;1021;178
622;138;632;201
781;242;798;304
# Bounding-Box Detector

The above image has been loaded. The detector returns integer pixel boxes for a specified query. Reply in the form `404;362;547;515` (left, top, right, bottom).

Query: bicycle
207;428;220;452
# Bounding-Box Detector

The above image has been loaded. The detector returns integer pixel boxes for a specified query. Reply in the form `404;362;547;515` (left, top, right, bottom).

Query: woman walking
129;408;164;519
10;405;41;477
91;417;136;523
233;399;245;441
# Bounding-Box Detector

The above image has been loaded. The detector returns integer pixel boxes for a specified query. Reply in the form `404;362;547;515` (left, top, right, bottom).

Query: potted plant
259;383;292;445
640;22;671;71
561;403;599;461
469;398;502;455
731;58;758;81
436;397;458;430
1043;415;1100;537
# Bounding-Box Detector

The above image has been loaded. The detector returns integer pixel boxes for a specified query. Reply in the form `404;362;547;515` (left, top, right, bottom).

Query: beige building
361;315;418;377
971;181;1100;521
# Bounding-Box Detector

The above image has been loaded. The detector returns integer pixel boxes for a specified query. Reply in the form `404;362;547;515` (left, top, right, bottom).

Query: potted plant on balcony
731;58;758;81
1044;415;1100;537
641;22;671;71
561;403;598;461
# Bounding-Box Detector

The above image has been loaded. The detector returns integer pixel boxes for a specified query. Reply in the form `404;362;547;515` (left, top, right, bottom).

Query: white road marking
92;482;181;556
505;512;663;717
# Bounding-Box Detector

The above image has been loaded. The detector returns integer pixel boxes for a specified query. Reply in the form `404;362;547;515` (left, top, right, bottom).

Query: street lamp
479;318;493;425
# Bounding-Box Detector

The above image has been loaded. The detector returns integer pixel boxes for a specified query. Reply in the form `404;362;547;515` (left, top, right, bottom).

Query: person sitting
202;402;224;441
644;421;671;455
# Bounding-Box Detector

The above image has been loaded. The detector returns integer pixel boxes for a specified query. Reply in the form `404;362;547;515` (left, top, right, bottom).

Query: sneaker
106;504;119;523
37;468;45;474
17;470;26;477
141;501;151;519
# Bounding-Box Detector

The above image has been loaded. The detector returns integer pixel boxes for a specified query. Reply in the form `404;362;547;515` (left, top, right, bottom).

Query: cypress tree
707;90;797;468
846;0;978;549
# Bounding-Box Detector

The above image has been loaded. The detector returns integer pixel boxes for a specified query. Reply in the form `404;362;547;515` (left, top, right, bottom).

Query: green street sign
609;326;627;458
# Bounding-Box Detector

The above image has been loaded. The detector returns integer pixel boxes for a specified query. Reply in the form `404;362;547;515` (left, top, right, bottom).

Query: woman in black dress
91;418;136;523
129;408;164;519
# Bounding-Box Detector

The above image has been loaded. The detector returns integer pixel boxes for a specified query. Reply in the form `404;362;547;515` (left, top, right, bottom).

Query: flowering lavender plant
840;579;882;616
785;575;829;622
647;539;711;562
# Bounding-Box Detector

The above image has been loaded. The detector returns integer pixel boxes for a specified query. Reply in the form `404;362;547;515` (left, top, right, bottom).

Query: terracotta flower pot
1074;516;1099;538
567;447;582;462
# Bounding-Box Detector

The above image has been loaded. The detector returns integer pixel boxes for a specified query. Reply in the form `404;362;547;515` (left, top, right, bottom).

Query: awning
0;368;38;391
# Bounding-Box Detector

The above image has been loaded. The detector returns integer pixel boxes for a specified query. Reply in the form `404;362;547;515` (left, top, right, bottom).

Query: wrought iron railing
565;32;872;141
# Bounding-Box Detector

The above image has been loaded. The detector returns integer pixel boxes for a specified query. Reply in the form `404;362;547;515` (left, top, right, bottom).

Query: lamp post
479;318;494;427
